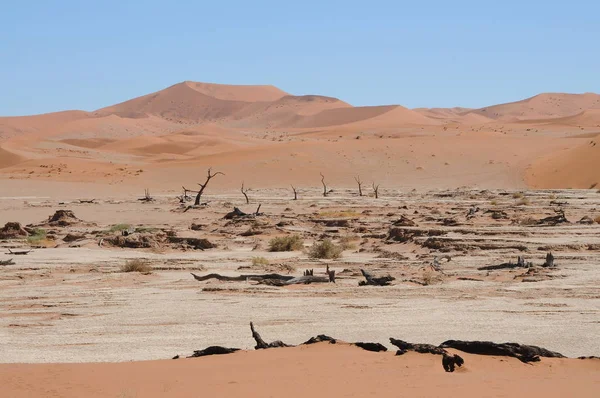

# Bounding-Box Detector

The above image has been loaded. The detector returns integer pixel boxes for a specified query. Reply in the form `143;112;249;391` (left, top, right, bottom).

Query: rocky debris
46;210;82;227
190;223;204;231
0;222;29;239
392;215;417;227
63;233;86;242
387;228;445;243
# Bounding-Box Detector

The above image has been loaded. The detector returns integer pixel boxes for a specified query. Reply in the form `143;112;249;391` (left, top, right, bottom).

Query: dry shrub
309;239;343;259
422;269;433;286
594;216;600;224
109;224;131;233
339;236;358;250
519;217;538;226
120;259;152;273
490;200;499;206
516;197;530;206
251;256;269;266
512;192;524;199
268;235;304;252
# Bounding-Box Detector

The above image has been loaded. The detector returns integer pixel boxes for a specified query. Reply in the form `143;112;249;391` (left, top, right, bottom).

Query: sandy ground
1;188;599;364
1;344;599;398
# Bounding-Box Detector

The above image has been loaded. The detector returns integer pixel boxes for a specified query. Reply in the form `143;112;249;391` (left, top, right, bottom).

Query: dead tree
542;252;555;267
0;259;15;266
138;188;153;202
372;182;380;199
439;340;565;363
320;172;328;197
184;168;224;206
6;249;31;255
187;346;240;358
241;182;250;204
78;199;96;204
291;185;298;200
250;322;291;349
354;176;363;196
359;269;394;286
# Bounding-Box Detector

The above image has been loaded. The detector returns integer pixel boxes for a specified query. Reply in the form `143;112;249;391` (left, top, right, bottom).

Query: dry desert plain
1;82;599;397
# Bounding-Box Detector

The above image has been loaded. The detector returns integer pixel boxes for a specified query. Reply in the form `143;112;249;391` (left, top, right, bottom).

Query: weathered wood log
284;275;332;285
389;338;446;355
191;272;295;282
6;249;32;255
358;269;395;286
478;256;531;271
0;259;15;266
542;252;555;267
303;335;337;345
537;209;569;226
290;185;298;200
78;199;96;204
442;353;465;372
354;342;387;352
439;340;565;363
187;346;240;358
354;176;363;196
250;322;292;349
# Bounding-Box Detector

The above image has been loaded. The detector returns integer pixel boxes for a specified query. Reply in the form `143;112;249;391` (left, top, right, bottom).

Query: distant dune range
1;81;599;191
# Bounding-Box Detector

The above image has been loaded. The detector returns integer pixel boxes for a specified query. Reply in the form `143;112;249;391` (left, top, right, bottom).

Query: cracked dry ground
1;188;599;362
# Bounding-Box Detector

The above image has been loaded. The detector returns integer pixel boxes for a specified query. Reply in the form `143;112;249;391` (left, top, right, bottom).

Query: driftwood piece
241;182;250;204
478;256;532;271
440;340;565;363
291;185;298;200
224;207;250;219
542;252;555;268
250;322;292;349
442;353;465;372
0;259;15;266
359;269;395;286
191;272;295;283
389;338;446;355
78;199;96;204
6;249;32;255
303;335;337;345
537;209;569;226
354;342;387;352
187;346;240;358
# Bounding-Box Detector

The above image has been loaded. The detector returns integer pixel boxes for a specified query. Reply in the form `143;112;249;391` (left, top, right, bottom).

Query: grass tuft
120;259;152;273
308;239;343;259
268;235;304;252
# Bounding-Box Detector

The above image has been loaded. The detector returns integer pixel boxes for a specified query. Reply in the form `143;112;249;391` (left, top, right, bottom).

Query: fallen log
478;256;531;271
250;322;292;349
303;335;337;345
191;272;295;283
439;340;565;363
389;338;446;355
354;342;387;352
187;346;240;358
6;249;31;255
0;259;15;266
359;269;395;286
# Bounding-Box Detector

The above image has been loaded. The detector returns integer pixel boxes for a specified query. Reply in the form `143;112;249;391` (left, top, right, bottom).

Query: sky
2;0;599;116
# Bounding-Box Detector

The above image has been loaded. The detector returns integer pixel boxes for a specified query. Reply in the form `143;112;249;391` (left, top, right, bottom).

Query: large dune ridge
1;82;600;189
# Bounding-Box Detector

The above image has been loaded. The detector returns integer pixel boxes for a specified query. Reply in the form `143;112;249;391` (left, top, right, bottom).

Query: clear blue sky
2;0;599;116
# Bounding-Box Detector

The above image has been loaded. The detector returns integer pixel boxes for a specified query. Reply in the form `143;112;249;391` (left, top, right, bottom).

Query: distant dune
1;82;599;189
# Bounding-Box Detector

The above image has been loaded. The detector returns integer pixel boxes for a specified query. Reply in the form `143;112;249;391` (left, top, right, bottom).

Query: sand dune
0;147;24;168
467;93;600;121
1;344;598;398
526;134;600;188
184;81;288;102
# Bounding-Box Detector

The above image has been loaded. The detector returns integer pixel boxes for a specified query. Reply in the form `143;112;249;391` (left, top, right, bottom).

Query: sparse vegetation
516;197;530;206
422;269;434;286
268;235;304;252
120;259;152;273
308;239;343;259
251;256;269;266
339;236;358;250
109;224;131;233
490;200;498;206
519;217;538;226
27;228;47;244
512;192;524;199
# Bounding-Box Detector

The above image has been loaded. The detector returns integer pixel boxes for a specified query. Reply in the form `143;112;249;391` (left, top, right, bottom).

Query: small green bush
308;239;343;259
109;224;131;233
268;235;304;252
27;228;47;244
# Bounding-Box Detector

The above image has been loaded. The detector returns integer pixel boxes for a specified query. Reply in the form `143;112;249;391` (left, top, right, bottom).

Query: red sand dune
1;344;598;398
526;133;600;188
467;92;600;121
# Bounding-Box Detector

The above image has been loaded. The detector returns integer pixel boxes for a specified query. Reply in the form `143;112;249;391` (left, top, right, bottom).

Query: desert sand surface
1;344;599;398
1;81;599;190
1;83;600;397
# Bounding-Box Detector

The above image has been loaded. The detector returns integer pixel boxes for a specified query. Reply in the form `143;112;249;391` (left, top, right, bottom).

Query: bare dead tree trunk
372;182;380;199
354;176;363;196
320;173;328;197
187;168;224;206
291;185;298;200
241;182;250;204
